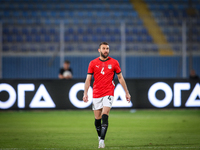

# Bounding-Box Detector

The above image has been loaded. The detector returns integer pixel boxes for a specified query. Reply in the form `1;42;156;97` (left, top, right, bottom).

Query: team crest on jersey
108;64;112;69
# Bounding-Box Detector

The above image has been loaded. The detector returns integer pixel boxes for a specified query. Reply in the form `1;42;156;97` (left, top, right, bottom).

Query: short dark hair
99;42;109;48
64;60;70;64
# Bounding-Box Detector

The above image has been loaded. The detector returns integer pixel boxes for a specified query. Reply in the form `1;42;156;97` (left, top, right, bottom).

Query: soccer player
83;42;131;148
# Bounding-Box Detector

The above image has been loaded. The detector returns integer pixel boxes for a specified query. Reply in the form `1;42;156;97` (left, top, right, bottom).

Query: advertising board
0;79;199;110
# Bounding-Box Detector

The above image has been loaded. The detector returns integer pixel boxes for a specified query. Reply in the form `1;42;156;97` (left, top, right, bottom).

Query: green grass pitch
0;109;200;150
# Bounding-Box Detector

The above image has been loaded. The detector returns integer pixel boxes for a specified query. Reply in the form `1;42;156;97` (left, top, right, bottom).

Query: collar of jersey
99;57;110;62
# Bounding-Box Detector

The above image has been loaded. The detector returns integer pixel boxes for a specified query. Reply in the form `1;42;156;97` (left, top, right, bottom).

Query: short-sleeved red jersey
87;57;121;98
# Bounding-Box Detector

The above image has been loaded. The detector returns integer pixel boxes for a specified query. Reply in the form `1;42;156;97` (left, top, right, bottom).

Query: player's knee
102;114;108;125
102;106;111;115
95;116;101;120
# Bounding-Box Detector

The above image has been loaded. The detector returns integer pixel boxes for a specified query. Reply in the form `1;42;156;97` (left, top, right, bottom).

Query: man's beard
101;52;109;59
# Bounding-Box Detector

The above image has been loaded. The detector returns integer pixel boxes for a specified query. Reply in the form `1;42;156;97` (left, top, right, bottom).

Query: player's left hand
126;93;131;103
83;94;88;103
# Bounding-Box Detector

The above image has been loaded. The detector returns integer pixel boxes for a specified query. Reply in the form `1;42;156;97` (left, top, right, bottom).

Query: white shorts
92;95;114;110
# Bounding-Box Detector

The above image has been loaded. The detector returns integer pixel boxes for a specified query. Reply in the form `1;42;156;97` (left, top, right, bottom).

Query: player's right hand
126;93;131;103
83;95;88;103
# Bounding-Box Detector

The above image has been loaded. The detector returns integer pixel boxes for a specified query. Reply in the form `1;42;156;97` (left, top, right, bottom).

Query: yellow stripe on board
130;0;173;55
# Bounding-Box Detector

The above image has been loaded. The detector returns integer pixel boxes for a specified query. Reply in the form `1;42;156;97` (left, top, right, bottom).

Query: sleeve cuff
116;71;121;75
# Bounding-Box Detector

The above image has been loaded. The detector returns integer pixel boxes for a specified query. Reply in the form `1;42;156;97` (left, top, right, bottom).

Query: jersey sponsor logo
96;65;99;68
108;65;112;69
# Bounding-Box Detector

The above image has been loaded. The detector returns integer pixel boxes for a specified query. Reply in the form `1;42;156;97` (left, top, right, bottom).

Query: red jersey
87;57;121;98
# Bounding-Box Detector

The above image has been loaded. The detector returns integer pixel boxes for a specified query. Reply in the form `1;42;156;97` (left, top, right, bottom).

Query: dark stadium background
0;0;199;79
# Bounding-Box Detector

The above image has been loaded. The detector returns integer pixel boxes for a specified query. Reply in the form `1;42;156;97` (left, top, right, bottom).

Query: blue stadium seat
151;45;158;52
3;11;10;17
113;28;120;34
6;35;13;42
126;36;133;42
66;45;74;51
21;45;28;52
3;28;9;34
177;36;182;42
83;36;89;42
105;28;111;34
77;28;84;34
53;36;60;42
95;28;102;34
49;28;56;34
31;28;38;34
192;28;197;34
64;36;70;42
22;28;29;35
72;35;79;42
40;28;46;34
16;35;23;42
92;35;98;42
197;36;200;42
192;45;198;51
128;28;138;34
34;35;41;42
86;28;93;34
112;36;120;42
3;45;9;52
48;45;56;51
173;45;181;51
44;35;51;42
146;36;153;42
44;19;52;24
172;28;180;34
66;28;74;34
13;11;20;17
133;45;139;51
136;36;143;42
167;36;175;43
25;35;32;42
50;11;57;17
11;45;18;52
12;28;19;34
30;45;37;52
99;36;107;42
40;11;48;17
141;28;148;34
22;11;29;17
39;45;46;52
59;12;65;17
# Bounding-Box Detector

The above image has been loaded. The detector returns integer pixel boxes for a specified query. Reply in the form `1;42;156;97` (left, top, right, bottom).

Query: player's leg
100;106;110;140
93;97;103;141
98;106;110;148
99;96;114;148
94;109;102;140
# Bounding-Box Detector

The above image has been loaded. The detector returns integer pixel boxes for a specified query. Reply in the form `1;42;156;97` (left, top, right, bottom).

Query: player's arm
58;74;64;79
117;73;131;102
83;74;92;102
